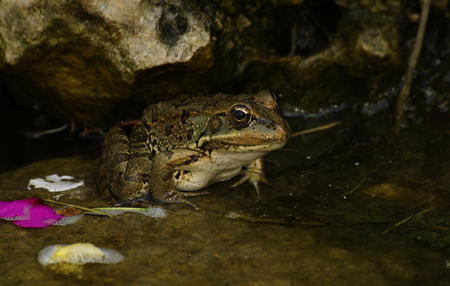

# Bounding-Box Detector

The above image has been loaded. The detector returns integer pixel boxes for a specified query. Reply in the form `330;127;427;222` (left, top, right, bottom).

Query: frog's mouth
201;140;286;152
196;126;288;152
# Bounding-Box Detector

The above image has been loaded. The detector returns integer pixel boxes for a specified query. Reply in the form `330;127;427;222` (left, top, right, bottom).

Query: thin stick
226;211;327;226
42;198;113;217
290;121;342;137
394;0;432;135
25;124;68;139
383;207;433;234
345;177;367;195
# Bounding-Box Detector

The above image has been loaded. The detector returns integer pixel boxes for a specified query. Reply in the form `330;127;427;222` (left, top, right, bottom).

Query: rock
356;27;396;60
0;0;411;127
234;1;402;118
0;0;213;125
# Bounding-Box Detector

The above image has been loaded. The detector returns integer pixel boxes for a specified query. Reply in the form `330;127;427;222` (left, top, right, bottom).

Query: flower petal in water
28;174;84;192
38;243;124;265
0;198;63;228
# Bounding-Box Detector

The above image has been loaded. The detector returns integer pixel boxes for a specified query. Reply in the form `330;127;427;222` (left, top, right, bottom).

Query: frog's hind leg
100;127;130;201
101;126;151;202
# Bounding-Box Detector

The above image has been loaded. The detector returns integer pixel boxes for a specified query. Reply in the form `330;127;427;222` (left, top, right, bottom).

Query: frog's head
196;90;290;152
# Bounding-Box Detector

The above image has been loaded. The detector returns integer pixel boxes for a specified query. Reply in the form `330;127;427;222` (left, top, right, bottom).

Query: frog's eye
230;105;252;126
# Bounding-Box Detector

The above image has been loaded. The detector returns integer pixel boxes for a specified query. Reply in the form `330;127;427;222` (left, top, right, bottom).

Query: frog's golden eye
230;105;251;126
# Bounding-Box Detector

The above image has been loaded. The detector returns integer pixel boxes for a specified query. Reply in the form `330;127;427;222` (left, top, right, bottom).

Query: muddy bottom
1;120;450;286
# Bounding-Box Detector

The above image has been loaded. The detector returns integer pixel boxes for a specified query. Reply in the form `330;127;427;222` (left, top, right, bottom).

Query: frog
98;90;290;208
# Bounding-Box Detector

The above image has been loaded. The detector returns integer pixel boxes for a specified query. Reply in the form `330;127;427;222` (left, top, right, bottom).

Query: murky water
1;117;450;285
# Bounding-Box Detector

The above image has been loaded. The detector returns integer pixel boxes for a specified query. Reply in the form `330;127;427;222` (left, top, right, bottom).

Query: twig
383;207;433;234
24;124;68;139
345;177;367;195
226;211;327;226
291;121;342;137
394;0;432;135
42;198;113;217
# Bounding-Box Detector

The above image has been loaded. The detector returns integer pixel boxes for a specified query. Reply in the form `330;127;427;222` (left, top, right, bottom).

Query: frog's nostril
274;124;290;142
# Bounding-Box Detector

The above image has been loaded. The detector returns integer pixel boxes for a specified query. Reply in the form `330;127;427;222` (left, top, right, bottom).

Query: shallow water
1;118;450;285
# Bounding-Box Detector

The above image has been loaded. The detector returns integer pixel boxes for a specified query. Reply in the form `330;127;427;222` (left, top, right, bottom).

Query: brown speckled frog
99;91;290;208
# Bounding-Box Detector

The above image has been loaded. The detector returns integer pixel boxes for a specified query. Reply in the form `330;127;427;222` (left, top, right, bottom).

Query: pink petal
13;205;63;228
0;198;63;228
0;198;39;220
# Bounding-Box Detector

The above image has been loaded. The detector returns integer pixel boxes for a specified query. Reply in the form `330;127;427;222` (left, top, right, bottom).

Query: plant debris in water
28;174;84;192
226;211;328;226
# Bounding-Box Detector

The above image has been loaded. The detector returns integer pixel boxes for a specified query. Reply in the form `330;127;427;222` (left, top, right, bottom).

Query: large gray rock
0;0;213;125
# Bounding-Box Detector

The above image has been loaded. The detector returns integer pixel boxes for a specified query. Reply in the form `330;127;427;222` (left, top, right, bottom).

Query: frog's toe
179;190;210;197
230;171;270;200
113;197;152;207
155;191;200;210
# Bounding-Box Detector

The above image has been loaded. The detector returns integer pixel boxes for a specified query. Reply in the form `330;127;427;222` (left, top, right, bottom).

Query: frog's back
140;96;216;151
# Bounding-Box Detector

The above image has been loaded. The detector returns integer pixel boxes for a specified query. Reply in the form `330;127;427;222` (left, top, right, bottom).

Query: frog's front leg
148;152;202;209
230;158;269;199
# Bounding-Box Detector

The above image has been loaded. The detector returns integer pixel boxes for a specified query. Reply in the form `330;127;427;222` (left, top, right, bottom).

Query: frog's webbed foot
230;158;271;200
154;190;201;210
113;197;150;207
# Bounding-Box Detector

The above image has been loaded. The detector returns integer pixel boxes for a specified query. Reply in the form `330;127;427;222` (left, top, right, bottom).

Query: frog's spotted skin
99;91;290;208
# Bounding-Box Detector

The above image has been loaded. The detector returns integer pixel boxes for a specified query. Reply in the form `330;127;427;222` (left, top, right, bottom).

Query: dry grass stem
383;207;433;234
394;0;432;135
42;198;113;217
291;121;342;137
